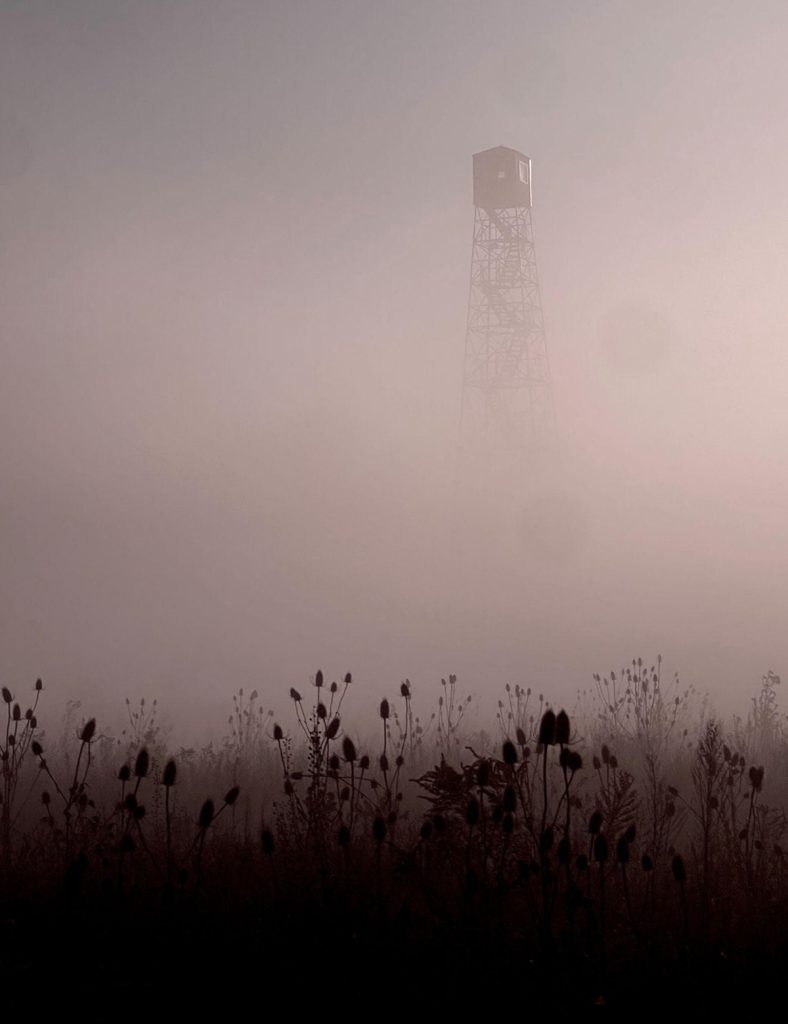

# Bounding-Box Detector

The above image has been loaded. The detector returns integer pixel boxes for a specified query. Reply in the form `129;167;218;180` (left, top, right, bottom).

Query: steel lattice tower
460;146;555;455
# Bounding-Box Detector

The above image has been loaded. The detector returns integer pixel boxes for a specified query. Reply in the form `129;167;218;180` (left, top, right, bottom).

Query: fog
2;1;788;737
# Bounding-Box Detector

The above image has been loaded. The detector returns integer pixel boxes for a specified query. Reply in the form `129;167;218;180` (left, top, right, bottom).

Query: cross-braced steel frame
460;204;555;454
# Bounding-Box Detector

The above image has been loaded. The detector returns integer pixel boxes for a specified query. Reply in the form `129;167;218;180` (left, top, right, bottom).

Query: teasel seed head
134;748;149;778
198;799;215;829
538;710;557;746
502;740;518;765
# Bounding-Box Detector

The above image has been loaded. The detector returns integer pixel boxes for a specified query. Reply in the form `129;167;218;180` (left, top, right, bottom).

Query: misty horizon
2;1;788;739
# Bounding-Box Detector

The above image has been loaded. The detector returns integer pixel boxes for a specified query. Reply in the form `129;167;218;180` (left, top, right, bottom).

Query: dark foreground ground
3;862;787;1017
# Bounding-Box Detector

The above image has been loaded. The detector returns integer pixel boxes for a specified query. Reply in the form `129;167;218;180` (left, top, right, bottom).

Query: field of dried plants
1;659;787;1011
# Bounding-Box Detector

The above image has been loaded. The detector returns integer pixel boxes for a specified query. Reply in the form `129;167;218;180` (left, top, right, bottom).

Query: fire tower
460;146;555;455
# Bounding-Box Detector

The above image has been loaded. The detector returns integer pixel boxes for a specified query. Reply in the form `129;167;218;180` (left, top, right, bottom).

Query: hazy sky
3;0;788;734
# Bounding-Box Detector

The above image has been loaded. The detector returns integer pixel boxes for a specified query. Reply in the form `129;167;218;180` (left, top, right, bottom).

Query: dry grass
0;660;787;1011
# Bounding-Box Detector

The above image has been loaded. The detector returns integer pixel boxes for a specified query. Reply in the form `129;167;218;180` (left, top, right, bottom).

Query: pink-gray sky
2;0;788;733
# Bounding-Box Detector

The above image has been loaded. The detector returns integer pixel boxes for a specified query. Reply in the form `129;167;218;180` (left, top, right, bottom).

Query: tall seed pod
162;761;177;787
538;710;557;746
555;710;570;745
502;740;518;765
198;799;215;829
134;748;149;778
